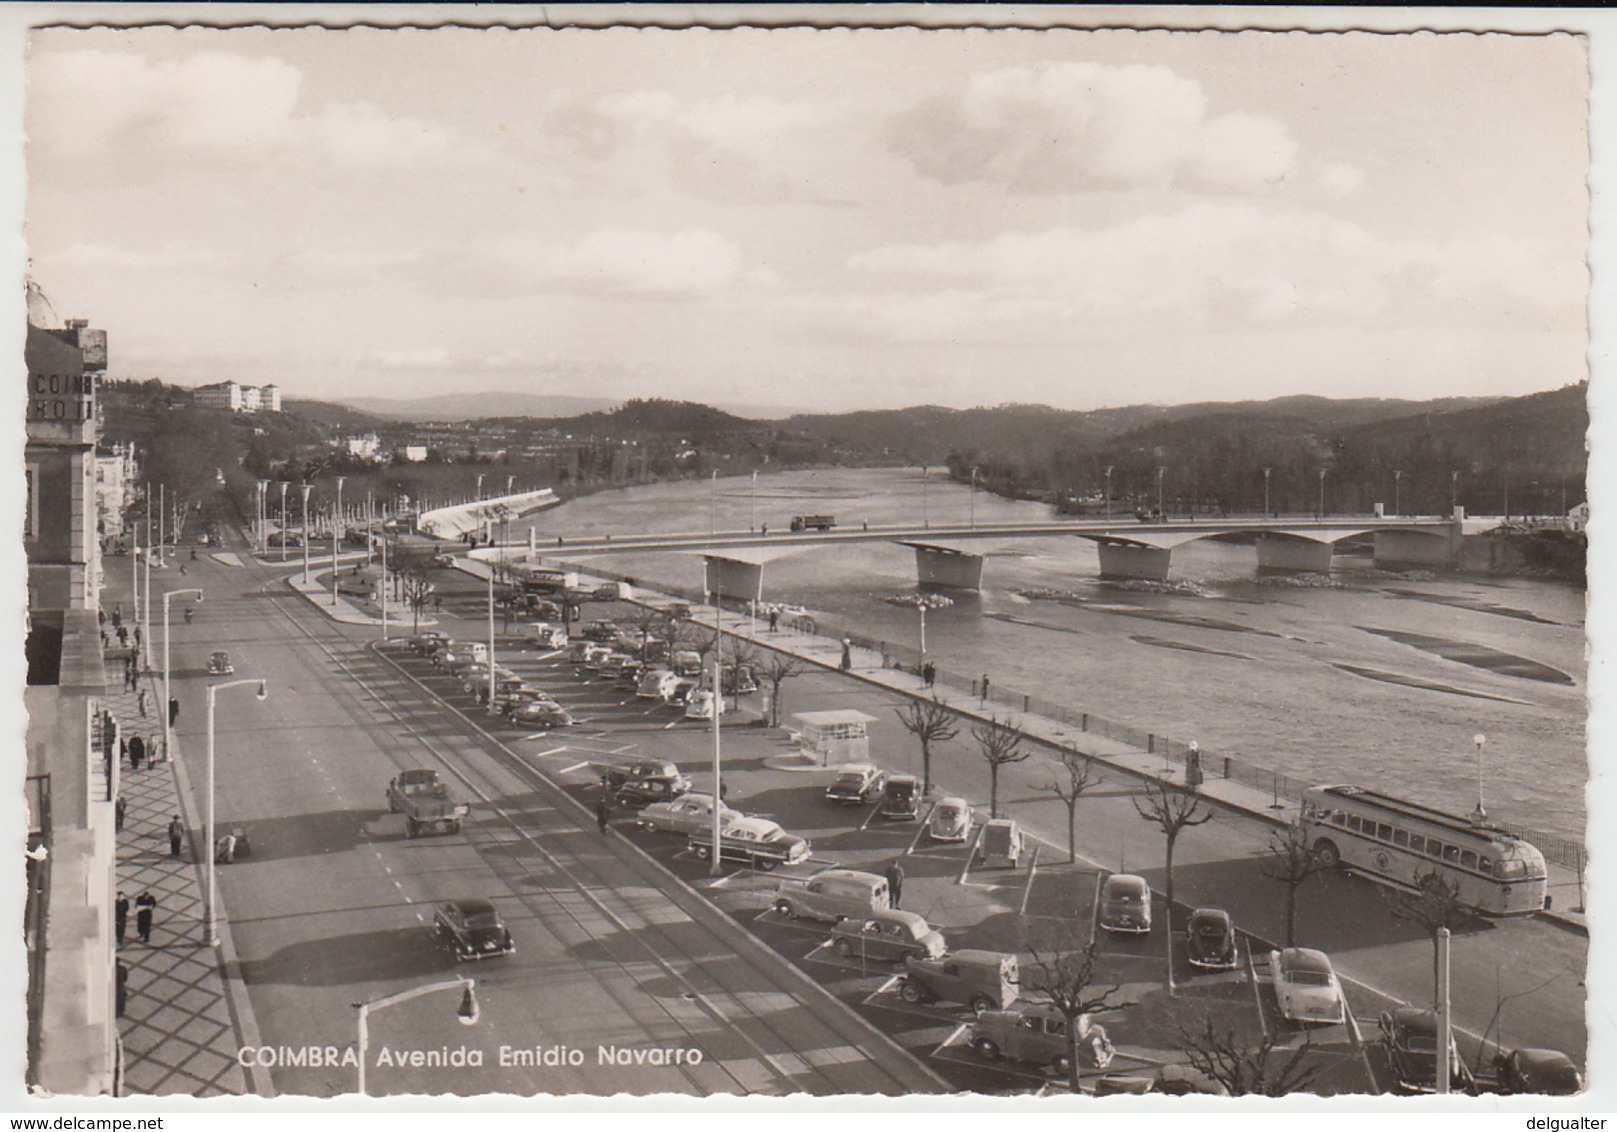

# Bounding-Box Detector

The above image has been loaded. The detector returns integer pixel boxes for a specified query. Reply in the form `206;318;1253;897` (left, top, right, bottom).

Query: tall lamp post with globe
1471;734;1487;821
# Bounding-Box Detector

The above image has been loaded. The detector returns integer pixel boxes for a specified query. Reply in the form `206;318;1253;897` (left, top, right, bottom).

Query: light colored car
1270;947;1345;1025
1097;874;1152;934
636;668;680;700
580;644;615;670
639;792;738;836
830;910;945;964
689;816;810;870
825;763;885;804
683;689;725;720
927;796;973;842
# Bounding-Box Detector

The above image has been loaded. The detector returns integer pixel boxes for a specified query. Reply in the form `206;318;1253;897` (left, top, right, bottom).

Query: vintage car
927;797;973;842
1271;948;1346;1025
830;910;945;964
877;775;921;820
977;818;1027;869
1490;1048;1583;1096
580;644;616;671
511;701;575;729
900;949;1019;1014
969;1003;1115;1077
666;678;700;706
433;897;515;962
597;652;637;678
207;650;234;676
1378;1007;1474;1093
638;792;738;837
493;687;561;715
683;689;726;721
601;758;692;806
1184;908;1239;970
636;668;681;701
1097;873;1152;934
689;817;810;870
409;632;449;656
580;620;620;642
825;763;886;805
472;675;527;704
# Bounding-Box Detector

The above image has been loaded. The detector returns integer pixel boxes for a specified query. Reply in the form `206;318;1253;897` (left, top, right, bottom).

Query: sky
23;24;1591;414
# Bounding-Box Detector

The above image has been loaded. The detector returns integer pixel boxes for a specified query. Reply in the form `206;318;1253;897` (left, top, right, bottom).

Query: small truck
789;515;836;532
387;768;469;837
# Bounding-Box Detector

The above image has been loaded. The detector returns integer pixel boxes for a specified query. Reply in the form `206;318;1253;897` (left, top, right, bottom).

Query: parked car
409;631;449;656
1271;948;1346;1025
599;758;692;806
825;763;885;804
207;650;234;676
969;1004;1115;1076
433;897;515;962
830;910;945;964
977;818;1026;869
670;649;703;678
473;675;526;704
1097;873;1152;934
511;702;575;729
580;620;619;642
636;668;681;701
638;792;739;837
666;678;700;706
1184;908;1239;970
773;868;888;923
900;950;1019;1015
927;796;973;842
593;583;621;601
493;687;560;715
597;652;636;678
1490;1048;1583;1096
580;644;615;671
683;689;725;720
878;775;921;820
523;622;569;649
689;816;810;870
567;641;595;664
1378;1007;1474;1093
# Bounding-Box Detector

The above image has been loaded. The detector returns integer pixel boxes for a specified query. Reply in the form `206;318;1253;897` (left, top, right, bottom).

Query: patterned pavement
106;650;255;1097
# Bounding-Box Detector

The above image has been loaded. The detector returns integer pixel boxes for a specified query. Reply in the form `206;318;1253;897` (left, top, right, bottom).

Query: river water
512;467;1587;843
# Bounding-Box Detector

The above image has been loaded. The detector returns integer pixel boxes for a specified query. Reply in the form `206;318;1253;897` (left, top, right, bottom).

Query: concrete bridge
474;513;1508;591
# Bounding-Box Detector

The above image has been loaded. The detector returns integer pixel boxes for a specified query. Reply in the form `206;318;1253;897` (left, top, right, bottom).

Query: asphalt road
159;540;946;1098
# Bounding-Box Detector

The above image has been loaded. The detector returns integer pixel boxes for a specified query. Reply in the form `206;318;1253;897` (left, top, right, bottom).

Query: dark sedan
433;898;515;962
1184;908;1239;970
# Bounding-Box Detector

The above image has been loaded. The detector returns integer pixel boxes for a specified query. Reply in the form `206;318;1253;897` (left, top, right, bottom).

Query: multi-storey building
193;379;281;413
94;442;137;546
25;309;118;1094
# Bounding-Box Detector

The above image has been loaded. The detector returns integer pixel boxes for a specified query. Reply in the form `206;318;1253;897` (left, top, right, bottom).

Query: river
510;467;1587;843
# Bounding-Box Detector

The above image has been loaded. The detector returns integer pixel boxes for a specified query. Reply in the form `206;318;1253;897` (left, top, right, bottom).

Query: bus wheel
1312;839;1340;868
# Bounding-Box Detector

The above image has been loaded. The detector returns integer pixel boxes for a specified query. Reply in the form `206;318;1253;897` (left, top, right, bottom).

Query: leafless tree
722;638;760;709
895;696;959;795
625;605;672;664
1134;780;1213;993
1021;923;1133;1093
1382;867;1472;1004
1176;1015;1317;1096
1040;748;1098;864
971;714;1029;818
396;555;437;634
1261;817;1331;947
757;649;807;728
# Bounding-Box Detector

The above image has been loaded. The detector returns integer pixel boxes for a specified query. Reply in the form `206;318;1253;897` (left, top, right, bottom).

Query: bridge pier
1374;529;1457;569
911;545;984;590
1255;535;1334;574
1096;542;1173;582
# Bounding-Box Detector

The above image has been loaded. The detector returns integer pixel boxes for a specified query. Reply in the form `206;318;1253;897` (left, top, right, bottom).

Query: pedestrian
840;637;852;671
119;736;129;767
115;795;126;833
886;861;905;909
768;609;779;633
167;814;184;857
133;627;142;652
862;519;869;532
981;673;990;703
134;891;156;943
117;625;128;647
137;688;148;717
100;629;109;650
115;961;128;1017
923;661;936;688
128;734;145;771
216;832;237;864
168;697;180;728
596;794;611;834
98;608;106;626
114;891;129;945
111;607;122;629
760;523;768;537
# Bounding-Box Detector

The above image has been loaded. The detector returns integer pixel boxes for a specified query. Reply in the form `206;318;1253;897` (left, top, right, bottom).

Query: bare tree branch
1134;780;1214;994
1039;748;1097;864
895;696;959;795
971;714;1030;818
1260;818;1331;948
1177;1014;1317;1096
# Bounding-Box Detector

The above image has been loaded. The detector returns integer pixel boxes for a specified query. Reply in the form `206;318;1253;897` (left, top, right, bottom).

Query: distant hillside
336;390;811;422
281;397;389;430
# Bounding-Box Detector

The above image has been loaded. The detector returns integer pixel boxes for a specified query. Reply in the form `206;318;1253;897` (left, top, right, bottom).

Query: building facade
193;379;281;413
25;313;119;1094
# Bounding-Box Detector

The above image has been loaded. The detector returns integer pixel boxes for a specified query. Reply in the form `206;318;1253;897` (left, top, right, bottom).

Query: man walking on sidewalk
596;794;611;834
135;891;156;943
129;734;145;771
169;696;180;728
885;861;905;909
115;795;126;833
137;688;148;717
115;891;129;945
167;815;185;857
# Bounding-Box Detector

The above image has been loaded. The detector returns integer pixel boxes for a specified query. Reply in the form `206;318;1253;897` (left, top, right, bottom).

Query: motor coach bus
1301;785;1547;916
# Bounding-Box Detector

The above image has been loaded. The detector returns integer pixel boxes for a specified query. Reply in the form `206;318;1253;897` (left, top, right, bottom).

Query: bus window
1377;823;1393;841
1332;811;1346;827
1427;840;1444;858
1408;835;1425;854
1460;850;1478;870
1496;859;1527;880
1444;845;1461;864
1479;856;1491;874
1347;816;1362;833
1393;829;1409;848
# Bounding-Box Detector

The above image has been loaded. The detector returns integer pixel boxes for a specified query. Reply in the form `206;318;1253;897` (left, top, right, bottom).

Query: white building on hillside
194;380;282;413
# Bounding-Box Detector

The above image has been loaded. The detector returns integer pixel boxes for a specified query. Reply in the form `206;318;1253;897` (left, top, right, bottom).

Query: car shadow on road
238;926;450;986
222;807;384;861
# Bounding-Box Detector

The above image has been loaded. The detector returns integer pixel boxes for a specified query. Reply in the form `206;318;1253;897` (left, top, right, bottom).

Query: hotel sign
28;371;96;423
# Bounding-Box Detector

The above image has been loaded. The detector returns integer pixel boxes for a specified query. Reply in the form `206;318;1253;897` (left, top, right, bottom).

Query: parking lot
378;586;1378;1095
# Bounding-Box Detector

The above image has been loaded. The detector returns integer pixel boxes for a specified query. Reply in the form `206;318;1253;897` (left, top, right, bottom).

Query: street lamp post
970;466;979;530
163;587;204;760
379;535;390;641
1104;465;1114;520
1472;734;1487;821
750;470;757;532
710;470;718;536
1263;467;1272;517
204;678;268;945
355;977;479;1095
1156;466;1166;517
1318;468;1328;518
255;480;267;556
141;521;152;672
157;483;165;569
278;482;290;561
1394;470;1403;517
487;569;497;713
300;483;313;584
1451;471;1459;511
922;465;929;529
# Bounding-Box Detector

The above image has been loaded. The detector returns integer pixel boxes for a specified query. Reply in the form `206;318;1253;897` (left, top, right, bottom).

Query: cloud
53;240;219;269
437;227;746;300
886;62;1296;193
29;49;461;169
349;347;452;369
840;203;1582;342
1315;160;1366;197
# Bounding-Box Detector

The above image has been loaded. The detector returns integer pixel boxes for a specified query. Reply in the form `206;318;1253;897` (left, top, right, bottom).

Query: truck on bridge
790;515;837;532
